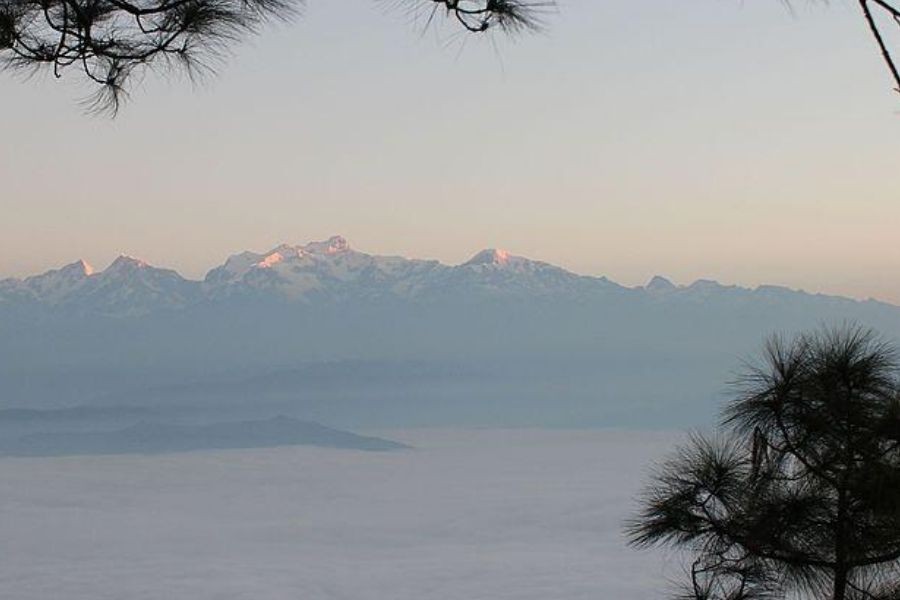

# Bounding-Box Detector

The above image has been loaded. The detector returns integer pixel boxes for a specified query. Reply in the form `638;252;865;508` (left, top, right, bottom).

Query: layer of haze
0;429;681;600
1;0;898;301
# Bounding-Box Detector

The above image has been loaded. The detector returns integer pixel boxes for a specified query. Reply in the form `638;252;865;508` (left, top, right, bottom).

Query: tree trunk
834;482;849;600
834;567;848;600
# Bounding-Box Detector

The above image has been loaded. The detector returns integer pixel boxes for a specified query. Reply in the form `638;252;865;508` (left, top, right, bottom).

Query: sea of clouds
0;429;685;600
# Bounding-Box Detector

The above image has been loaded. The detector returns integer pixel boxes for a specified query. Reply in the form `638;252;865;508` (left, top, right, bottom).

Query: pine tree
0;0;552;112
628;326;900;600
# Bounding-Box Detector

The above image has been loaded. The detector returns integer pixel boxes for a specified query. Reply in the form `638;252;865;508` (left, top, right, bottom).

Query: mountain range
2;236;899;428
0;236;627;315
3;235;893;316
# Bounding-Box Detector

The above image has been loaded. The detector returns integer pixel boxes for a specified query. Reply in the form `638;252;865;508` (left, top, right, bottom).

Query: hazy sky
1;0;898;301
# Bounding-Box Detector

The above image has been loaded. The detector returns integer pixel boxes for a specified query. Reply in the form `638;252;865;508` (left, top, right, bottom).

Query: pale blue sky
1;0;899;301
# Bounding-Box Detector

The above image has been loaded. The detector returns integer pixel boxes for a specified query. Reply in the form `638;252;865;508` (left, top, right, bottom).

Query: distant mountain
203;236;447;303
0;416;408;457
2;237;899;428
0;255;198;316
0;236;625;314
2;235;892;316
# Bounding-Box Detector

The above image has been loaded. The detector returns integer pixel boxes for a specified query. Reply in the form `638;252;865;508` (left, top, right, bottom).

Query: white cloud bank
0;429;684;600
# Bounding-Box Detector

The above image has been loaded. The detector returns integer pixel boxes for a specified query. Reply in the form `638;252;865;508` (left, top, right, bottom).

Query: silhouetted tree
0;0;552;112
859;0;900;94
628;326;900;600
1;0;899;113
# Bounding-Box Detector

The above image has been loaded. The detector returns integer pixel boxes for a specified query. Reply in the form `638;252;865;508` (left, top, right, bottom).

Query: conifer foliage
0;0;551;112
629;326;900;600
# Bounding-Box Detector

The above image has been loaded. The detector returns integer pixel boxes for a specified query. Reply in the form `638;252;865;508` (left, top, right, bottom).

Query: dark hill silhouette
0;416;408;457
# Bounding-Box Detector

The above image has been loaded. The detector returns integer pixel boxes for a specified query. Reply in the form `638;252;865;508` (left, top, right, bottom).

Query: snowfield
0;429;683;600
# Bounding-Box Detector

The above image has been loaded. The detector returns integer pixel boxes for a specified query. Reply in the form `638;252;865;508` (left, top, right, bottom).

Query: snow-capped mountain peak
255;244;306;269
303;235;350;255
257;252;286;269
210;236;451;301
267;243;307;259
208;251;265;282
29;259;94;280
17;259;96;304
207;237;353;285
65;259;94;277
106;255;150;274
464;248;516;267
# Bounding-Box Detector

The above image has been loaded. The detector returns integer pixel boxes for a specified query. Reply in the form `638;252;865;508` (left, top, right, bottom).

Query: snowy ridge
1;254;197;315
0;236;891;316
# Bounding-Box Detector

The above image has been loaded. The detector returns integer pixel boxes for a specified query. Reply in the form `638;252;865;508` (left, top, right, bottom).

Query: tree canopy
0;0;899;113
0;0;552;112
628;326;900;600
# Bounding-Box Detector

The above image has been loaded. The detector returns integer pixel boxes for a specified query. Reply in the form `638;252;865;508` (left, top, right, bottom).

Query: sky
1;0;899;302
